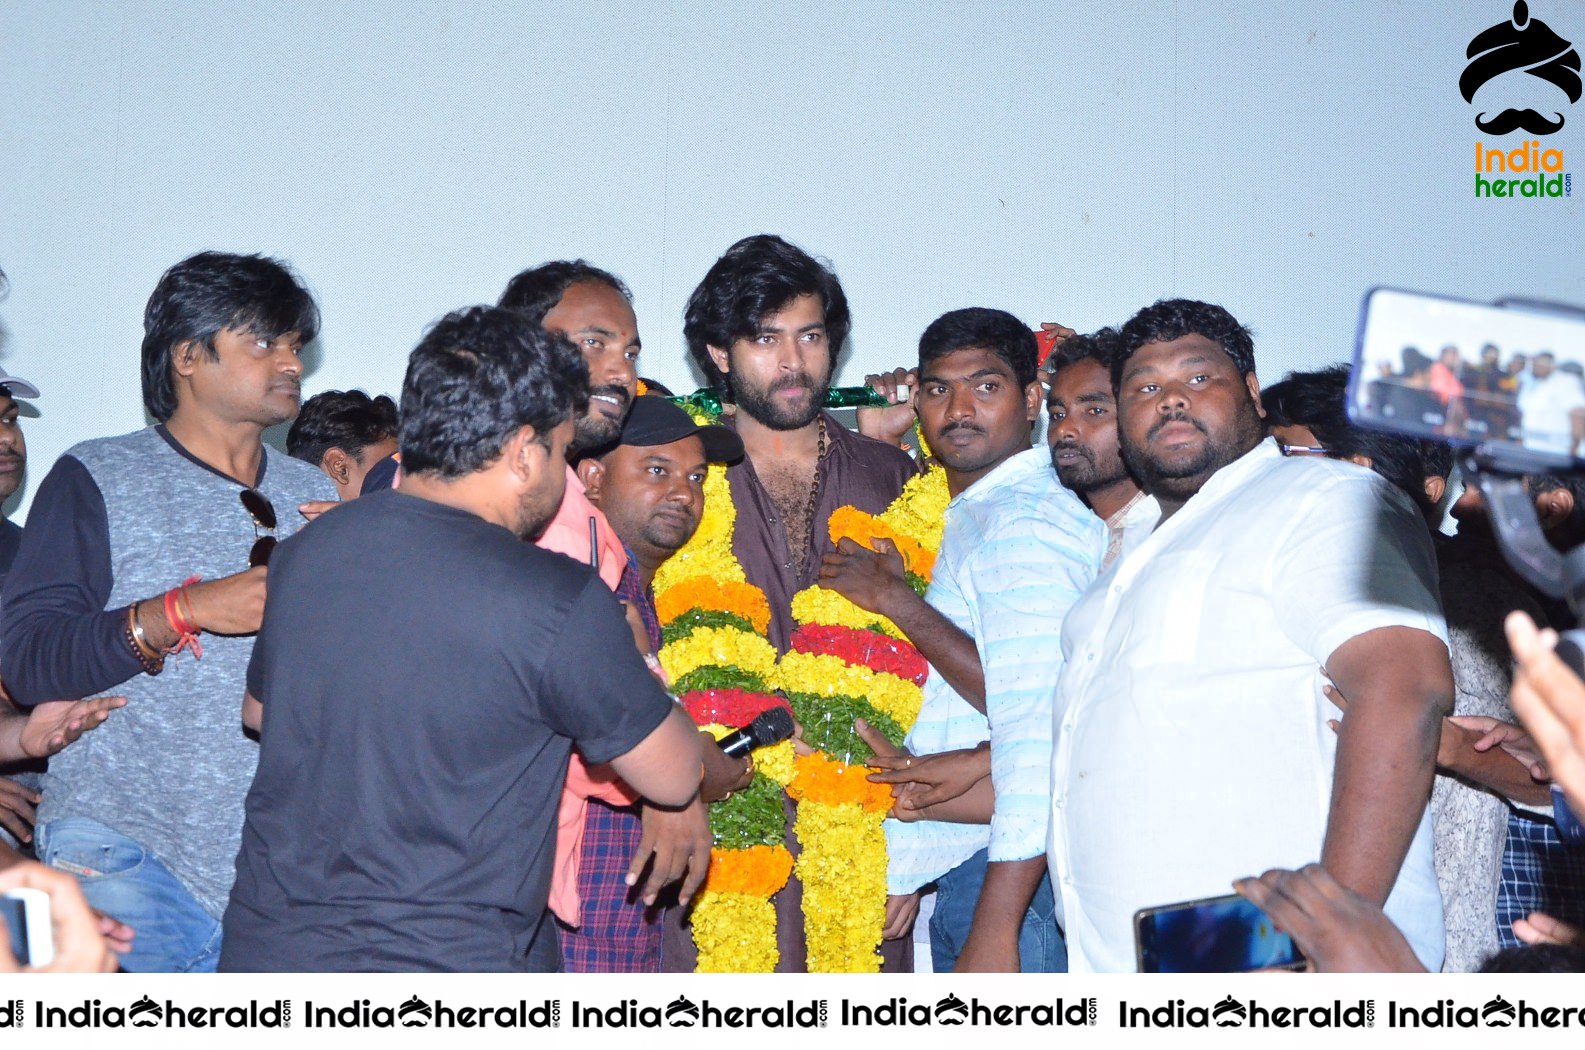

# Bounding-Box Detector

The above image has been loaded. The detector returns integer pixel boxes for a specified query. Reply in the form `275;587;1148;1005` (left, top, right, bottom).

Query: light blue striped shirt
885;447;1105;893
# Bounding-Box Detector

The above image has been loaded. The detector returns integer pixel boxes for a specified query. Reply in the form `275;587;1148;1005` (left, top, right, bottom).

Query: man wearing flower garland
822;308;1105;971
684;234;917;971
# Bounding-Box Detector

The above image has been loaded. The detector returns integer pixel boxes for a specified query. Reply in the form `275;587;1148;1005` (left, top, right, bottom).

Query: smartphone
1349;287;1585;468
1135;892;1304;973
1;887;54;967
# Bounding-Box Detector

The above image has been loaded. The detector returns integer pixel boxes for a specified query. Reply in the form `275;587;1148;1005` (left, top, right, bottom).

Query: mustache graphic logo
1476;107;1567;134
1462;1;1581;136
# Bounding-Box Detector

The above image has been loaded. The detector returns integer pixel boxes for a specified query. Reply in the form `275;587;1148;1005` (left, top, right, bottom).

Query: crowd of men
1367;339;1585;455
2;235;1585;974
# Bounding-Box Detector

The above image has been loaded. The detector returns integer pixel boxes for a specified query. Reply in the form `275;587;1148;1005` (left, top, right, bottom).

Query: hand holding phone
1;886;52;966
1135;892;1305;973
0;861;118;973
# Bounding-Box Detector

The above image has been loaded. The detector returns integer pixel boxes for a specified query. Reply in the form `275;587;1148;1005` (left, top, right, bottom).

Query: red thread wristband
162;575;204;660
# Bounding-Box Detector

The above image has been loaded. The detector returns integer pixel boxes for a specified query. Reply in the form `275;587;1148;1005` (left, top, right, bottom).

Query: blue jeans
35;817;222;973
929;847;1066;972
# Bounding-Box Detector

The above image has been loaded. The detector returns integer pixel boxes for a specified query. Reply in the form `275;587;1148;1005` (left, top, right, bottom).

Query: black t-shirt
218;488;673;973
0;517;22;593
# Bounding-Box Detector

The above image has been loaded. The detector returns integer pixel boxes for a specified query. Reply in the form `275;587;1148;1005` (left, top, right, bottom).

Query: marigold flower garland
777;465;950;971
653;418;794;972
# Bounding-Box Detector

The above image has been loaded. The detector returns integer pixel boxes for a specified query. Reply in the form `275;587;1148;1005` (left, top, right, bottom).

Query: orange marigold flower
826;507;935;578
786;752;895;812
703;844;795;897
656;577;772;634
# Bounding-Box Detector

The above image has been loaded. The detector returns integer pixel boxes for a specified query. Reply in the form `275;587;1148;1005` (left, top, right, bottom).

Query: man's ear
1344;452;1374;470
1245;373;1265;418
171;339;202;379
577;456;606;505
706;344;732;377
321;448;354;487
1023;381;1042;423
1538;487;1575;531
1423;476;1448;507
502;424;548;482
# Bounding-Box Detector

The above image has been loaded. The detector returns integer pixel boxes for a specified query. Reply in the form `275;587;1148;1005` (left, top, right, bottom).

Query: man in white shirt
1515;352;1585;456
820;308;1104;971
1048;297;1453;972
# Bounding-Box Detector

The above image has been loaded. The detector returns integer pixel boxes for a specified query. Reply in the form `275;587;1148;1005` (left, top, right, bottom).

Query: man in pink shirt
499;261;739;972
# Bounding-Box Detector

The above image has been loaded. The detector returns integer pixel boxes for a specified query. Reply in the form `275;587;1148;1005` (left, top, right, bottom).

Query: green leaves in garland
783;692;903;762
708;772;787;850
661;608;757;646
671;665;770;695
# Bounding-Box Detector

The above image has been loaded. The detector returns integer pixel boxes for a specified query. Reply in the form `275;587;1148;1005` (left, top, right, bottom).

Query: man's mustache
1148;411;1208;441
940;420;986;437
768;374;816;396
1475;108;1566;135
1051;440;1093;463
590;383;631;409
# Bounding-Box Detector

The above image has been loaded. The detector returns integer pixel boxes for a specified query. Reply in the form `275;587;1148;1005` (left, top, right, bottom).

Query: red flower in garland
681;688;791;728
787;624;929;686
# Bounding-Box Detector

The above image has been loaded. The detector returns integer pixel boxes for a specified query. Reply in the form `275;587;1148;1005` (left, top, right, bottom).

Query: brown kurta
664;412;919;973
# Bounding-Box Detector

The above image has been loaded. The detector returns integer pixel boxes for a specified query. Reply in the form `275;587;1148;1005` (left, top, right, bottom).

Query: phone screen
1350;288;1585;464
0;896;30;965
1135;893;1304;973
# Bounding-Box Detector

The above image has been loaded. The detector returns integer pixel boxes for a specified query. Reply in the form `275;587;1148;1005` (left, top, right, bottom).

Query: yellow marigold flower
878;467;949;560
659;626;778;684
653;466;744;592
789;587;903;638
774;652;923;733
655;578;771;634
755;739;797;787
794;800;887;972
703;844;794;897
692;890;779;973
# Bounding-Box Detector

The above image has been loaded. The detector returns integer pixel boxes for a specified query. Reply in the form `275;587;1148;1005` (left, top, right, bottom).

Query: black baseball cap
618;395;743;463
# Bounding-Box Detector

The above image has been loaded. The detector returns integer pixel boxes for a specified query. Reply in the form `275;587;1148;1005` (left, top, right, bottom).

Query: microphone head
746;706;796;748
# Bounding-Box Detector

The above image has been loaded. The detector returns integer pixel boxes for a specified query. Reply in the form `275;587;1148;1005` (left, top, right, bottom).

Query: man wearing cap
0;364;38;586
0;366;126;851
571;395;751;970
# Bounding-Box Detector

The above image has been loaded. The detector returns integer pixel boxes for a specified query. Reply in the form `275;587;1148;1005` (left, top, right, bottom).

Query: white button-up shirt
885;447;1105;893
1048;438;1448;972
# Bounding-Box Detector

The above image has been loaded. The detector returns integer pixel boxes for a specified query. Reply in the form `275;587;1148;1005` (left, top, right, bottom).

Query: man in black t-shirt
220;307;704;973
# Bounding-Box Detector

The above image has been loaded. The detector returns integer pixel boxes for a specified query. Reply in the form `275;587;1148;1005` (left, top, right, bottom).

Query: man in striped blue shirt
821;308;1104;971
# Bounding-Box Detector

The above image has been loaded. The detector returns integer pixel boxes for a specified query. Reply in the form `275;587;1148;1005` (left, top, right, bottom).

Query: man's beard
1120;406;1263;503
570;383;632;454
734;371;829;431
1050;440;1129;494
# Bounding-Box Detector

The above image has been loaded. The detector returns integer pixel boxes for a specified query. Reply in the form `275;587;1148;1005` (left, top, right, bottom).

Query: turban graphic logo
1462;1;1581;134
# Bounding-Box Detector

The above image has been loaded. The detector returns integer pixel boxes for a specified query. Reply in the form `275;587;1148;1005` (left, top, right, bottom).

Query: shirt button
1062;722;1074;733
767;516;777;524
1062;875;1073;886
1086;652;1095;661
1054;797;1064;809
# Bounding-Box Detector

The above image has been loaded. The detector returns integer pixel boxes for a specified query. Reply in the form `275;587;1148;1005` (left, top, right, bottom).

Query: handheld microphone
715;707;796;758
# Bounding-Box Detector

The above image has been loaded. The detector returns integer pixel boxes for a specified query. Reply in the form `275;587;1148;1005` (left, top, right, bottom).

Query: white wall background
2;0;1581;519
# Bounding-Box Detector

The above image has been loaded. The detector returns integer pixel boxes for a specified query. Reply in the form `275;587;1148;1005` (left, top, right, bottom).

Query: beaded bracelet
124;603;164;675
